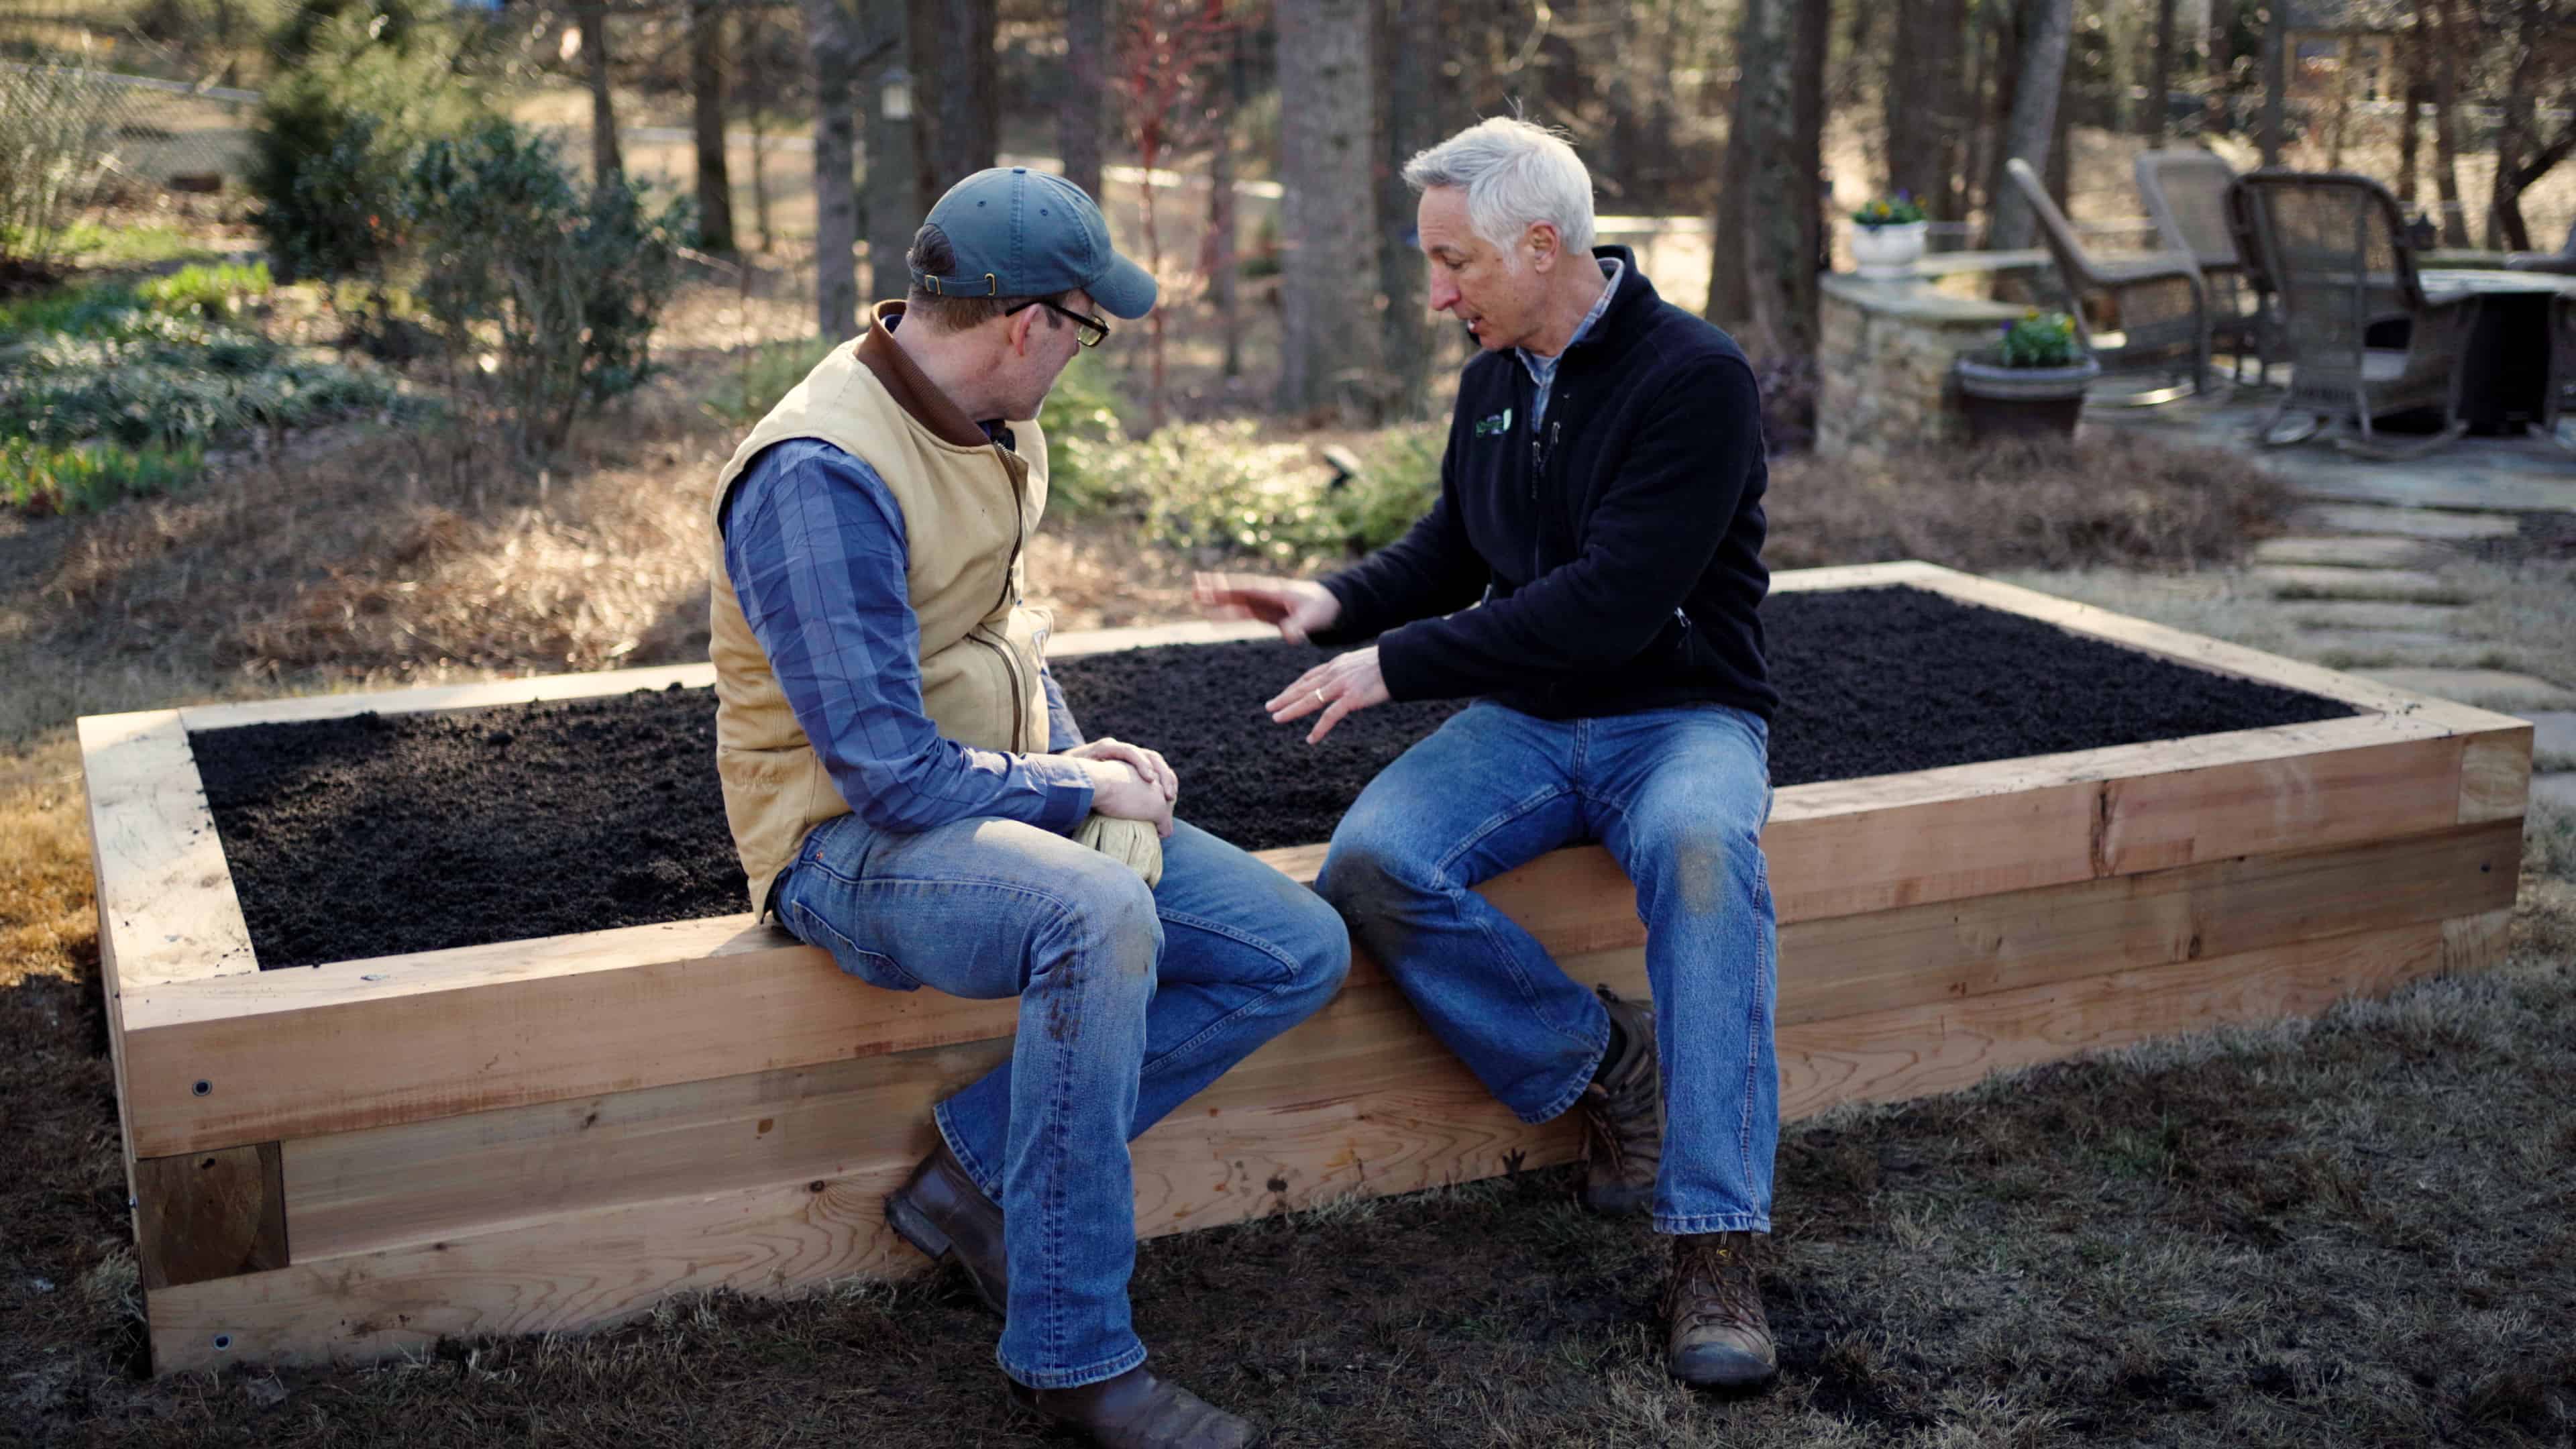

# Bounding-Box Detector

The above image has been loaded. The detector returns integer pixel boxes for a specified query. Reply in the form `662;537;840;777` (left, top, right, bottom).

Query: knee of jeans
1046;855;1164;979
1655;826;1766;920
1277;882;1354;1004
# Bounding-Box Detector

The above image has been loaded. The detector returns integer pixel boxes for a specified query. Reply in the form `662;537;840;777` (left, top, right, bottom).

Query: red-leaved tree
1114;0;1236;432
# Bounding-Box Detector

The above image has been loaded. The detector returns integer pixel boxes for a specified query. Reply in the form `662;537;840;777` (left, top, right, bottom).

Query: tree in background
578;1;622;188
1273;0;1379;417
690;0;735;254
803;0;861;338
1728;0;1819;360
1884;0;1968;221
1061;0;1110;203
1375;0;1448;418
860;0;916;300
2483;0;2575;250
1114;0;1234;431
1983;0;2074;252
910;0;997;207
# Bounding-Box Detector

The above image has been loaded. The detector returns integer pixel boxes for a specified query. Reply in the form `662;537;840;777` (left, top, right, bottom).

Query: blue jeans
774;812;1351;1390
1317;701;1778;1236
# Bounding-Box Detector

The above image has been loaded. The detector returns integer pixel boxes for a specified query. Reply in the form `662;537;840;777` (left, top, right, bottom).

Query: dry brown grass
1765;431;2294;576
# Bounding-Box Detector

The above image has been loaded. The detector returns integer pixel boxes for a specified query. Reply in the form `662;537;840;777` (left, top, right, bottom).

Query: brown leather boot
1008;1363;1260;1448
1574;984;1661;1214
1664;1230;1778;1392
883;1138;1008;1316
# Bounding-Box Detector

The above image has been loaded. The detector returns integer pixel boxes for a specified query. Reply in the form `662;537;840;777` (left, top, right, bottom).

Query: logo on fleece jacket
1474;407;1513;438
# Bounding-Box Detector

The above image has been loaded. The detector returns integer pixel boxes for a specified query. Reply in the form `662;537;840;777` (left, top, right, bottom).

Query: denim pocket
784;898;922;992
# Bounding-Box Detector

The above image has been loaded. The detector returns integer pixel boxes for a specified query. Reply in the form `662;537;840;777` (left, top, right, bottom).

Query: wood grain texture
135;1143;286;1290
159;914;2462;1373
2457;728;2536;824
274;824;2512;1263
78;711;256;989
115;710;2487;1159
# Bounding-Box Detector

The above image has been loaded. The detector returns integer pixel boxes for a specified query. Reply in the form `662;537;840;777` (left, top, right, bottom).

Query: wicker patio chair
2135;148;2276;384
2006;158;2210;403
2231;171;2476;458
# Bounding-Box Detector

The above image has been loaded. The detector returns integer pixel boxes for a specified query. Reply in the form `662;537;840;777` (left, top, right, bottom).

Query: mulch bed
192;586;2357;969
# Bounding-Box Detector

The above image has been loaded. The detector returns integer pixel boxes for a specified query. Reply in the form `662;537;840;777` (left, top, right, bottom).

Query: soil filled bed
193;586;2358;970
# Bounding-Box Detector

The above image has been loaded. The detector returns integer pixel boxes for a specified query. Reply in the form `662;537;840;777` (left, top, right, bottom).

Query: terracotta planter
1849;219;1927;278
1953;354;2102;441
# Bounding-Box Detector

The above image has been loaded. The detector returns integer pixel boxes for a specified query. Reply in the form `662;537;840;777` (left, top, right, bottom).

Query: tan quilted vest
706;302;1064;914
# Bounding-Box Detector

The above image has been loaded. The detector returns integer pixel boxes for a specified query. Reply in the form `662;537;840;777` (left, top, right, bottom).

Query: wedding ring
1313;689;1329;707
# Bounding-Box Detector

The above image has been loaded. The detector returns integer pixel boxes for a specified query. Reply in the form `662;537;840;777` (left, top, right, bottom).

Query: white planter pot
1849;219;1927;278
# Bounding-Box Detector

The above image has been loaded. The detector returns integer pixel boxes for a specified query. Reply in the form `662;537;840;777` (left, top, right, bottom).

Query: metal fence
1;60;259;187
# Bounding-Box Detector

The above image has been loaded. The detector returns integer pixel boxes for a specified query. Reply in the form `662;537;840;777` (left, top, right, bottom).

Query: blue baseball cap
911;167;1157;320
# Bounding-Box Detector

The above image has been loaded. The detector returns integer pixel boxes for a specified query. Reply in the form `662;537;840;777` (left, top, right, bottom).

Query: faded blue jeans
1316;700;1778;1236
773;812;1350;1391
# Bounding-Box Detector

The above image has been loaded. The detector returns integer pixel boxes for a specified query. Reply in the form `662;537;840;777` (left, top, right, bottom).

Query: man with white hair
1197;117;1781;1393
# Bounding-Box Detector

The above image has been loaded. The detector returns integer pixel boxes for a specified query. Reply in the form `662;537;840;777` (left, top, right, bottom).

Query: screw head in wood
193;1080;211;1096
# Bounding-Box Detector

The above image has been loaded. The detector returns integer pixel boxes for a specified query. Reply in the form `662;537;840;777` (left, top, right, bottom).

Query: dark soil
191;586;2357;969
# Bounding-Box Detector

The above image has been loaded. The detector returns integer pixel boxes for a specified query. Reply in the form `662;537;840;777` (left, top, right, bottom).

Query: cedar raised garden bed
83;562;2532;1374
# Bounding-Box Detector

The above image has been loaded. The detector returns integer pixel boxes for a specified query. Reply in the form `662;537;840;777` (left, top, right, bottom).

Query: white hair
1401;116;1597;259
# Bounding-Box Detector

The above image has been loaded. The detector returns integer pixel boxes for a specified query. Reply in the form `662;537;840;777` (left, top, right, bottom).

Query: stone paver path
2093;384;2575;822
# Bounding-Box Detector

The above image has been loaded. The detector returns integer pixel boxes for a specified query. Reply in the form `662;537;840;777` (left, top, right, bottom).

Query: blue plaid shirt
718;437;1093;836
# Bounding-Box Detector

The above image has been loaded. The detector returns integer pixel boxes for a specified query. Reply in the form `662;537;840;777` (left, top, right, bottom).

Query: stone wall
1815;273;2029;461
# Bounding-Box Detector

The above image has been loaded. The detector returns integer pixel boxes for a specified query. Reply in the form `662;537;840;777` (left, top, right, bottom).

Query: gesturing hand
1266;647;1390;745
1193;571;1342;645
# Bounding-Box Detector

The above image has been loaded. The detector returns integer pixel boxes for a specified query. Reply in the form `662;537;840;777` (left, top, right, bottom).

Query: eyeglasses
1006;297;1112;348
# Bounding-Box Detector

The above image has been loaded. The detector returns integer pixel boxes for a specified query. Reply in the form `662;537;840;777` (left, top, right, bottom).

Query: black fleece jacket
1314;247;1776;722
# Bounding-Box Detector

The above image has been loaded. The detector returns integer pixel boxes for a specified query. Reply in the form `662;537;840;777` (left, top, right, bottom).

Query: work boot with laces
1574;984;1661;1215
1664;1230;1778;1391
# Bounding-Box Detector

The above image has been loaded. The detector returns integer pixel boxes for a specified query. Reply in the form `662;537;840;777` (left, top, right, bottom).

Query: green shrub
408;118;690;452
248;17;481;284
1036;352;1132;516
0;437;203;515
1053;419;1441;569
705;336;839;427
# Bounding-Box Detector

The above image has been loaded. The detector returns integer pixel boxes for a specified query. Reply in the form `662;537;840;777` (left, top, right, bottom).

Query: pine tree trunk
1886;0;1965;217
860;0;916;301
2259;0;2286;166
2430;0;2469;246
2396;9;2422;207
804;0;861;339
1704;7;1755;329
582;4;623;188
1212;36;1246;380
690;0;735;254
912;0;996;204
1377;0;1440;417
1737;0;1803;360
2146;0;2175;150
2483;0;2542;250
1790;0;1827;321
1060;0;1107;203
1275;0;1381;417
1984;0;2073;253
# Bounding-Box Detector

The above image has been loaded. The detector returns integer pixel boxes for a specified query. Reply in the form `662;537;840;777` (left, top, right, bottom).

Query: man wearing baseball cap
704;168;1346;1448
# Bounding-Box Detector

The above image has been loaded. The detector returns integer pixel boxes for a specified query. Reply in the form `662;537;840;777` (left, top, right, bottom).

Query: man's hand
1065;738;1177;838
1193;571;1342;645
1266;647;1391;745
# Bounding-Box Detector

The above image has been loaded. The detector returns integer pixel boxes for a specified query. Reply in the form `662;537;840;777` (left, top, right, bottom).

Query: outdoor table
2420;268;2575;434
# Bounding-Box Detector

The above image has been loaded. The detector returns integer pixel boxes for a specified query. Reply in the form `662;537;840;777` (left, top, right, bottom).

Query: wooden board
148;910;2479;1373
266;820;2513;1265
133;1142;286;1291
77;710;256;991
111;710;2501;1160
